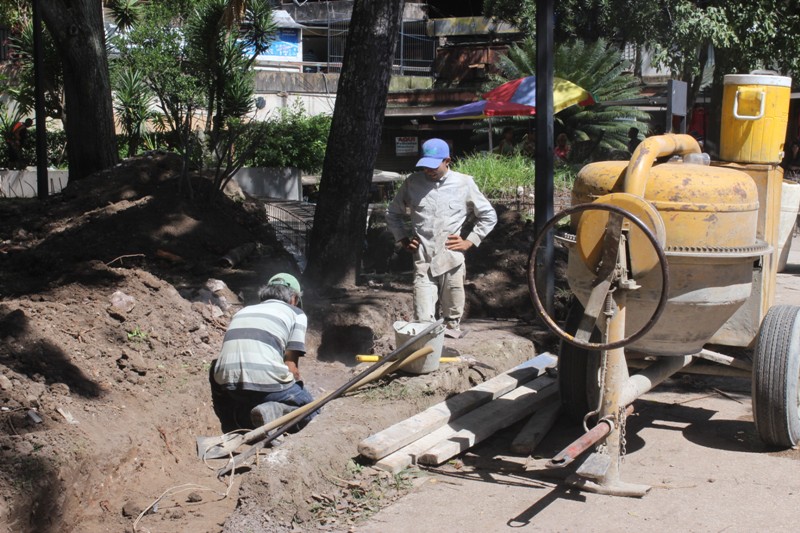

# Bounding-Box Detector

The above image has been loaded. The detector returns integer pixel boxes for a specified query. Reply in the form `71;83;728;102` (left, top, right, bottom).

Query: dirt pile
0;154;553;532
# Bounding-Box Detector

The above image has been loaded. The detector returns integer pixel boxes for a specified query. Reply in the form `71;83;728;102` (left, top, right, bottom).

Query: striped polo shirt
213;299;307;392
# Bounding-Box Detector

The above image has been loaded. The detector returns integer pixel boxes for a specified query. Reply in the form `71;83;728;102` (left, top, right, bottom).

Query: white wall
0;169;69;198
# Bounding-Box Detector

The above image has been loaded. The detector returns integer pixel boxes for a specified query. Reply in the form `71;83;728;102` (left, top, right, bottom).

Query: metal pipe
627;358;750;378
546;405;634;469
696;348;752;371
625;134;701;197
620;355;694;406
600;292;629;482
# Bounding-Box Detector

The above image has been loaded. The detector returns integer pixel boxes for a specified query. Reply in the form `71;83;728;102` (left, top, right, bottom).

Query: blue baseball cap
416;138;450;168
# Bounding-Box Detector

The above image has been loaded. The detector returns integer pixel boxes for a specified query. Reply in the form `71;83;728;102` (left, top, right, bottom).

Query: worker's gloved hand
400;237;420;252
445;234;473;251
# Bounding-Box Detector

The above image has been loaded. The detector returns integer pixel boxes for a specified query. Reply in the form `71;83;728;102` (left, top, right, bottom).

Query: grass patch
452;152;578;198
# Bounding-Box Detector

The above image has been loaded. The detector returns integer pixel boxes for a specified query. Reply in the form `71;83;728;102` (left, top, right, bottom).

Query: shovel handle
208;320;443;466
241;346;434;445
213;346;435;475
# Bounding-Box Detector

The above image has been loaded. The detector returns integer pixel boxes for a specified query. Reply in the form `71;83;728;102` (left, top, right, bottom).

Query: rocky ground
0;155;556;532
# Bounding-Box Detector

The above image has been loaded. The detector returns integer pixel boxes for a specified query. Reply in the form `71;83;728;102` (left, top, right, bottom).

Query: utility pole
534;0;554;314
32;0;48;199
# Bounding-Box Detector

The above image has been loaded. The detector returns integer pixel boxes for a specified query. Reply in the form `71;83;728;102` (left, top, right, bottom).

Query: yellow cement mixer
527;73;799;497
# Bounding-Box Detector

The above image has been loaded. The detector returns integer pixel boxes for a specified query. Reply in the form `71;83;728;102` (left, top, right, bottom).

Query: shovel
198;319;444;465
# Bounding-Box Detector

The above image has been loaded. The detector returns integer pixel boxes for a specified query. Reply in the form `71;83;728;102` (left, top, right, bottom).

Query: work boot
250;402;298;428
444;325;467;339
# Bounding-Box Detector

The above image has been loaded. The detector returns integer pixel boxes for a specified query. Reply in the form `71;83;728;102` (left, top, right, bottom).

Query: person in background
387;138;497;338
210;273;317;432
497;127;516;156
555;133;570;161
627;127;641;153
783;139;800;181
520;133;536;158
5;118;32;170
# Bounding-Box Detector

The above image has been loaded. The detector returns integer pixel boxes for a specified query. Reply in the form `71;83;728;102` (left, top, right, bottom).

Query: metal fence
327;19;435;76
261;199;315;266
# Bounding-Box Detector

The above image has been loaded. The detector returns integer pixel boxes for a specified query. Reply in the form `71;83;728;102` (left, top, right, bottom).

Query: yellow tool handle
356;354;459;363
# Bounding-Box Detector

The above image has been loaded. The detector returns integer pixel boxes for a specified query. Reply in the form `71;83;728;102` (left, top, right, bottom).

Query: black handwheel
527;202;670;351
752;305;800;448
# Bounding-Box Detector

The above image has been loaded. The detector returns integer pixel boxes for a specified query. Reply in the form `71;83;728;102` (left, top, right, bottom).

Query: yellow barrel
720;72;792;164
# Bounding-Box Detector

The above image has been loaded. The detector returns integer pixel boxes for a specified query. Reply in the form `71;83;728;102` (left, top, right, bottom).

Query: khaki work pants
413;260;466;329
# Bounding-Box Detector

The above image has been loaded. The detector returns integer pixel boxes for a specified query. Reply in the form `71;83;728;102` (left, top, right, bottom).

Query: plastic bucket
720;72;791;164
777;180;800;272
393;321;444;374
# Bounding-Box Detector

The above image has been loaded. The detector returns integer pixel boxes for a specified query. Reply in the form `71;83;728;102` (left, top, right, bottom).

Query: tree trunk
304;0;405;289
39;0;118;180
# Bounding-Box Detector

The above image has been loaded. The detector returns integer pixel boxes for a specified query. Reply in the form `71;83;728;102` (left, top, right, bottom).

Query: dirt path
356;236;800;533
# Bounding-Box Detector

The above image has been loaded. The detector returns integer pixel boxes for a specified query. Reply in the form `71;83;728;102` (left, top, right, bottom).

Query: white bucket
777;180;800;272
393;321;445;374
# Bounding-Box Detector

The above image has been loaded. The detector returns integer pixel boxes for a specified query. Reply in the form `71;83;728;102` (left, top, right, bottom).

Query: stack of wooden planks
357;353;561;473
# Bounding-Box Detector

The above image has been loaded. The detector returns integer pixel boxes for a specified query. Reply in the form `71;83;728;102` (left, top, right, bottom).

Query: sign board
395;136;418;156
258;28;302;62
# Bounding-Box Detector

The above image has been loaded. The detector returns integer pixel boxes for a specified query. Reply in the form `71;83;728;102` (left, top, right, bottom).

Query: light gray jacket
386;169;497;276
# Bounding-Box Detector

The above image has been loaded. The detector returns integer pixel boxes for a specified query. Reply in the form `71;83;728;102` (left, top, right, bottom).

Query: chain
618;405;628;462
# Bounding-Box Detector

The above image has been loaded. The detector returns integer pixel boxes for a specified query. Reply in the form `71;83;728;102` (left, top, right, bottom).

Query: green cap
268;273;302;298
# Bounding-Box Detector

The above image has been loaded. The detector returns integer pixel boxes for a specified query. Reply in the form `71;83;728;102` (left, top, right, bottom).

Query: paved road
358;235;800;533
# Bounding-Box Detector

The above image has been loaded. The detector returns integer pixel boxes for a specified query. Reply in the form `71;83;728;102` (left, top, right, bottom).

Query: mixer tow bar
529;201;678;497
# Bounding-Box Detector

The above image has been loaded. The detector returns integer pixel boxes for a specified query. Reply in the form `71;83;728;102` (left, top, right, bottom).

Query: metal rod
627;358;750;379
547;405;635;469
600;292;628;482
547;417;614;469
696;348;752;371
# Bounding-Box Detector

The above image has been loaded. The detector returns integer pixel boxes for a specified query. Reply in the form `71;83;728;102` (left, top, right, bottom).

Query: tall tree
485;0;800;149
304;0;405;288
38;0;118;179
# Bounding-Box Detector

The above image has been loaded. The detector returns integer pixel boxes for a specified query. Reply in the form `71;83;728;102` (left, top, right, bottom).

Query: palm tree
495;38;649;154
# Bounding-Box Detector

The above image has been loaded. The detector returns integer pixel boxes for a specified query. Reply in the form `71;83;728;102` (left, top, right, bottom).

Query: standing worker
387;138;497;338
210;273;317;432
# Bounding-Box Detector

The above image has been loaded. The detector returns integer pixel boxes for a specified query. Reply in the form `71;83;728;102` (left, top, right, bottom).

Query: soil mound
0;155;553;532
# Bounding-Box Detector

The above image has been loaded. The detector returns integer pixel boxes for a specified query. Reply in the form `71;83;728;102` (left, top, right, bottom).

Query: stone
163;508;186;520
186;492;203;503
121;501;143;518
0;375;12;391
109;291;136;315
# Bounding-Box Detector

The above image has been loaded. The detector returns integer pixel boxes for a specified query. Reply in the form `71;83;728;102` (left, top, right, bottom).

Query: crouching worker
210;273;318;433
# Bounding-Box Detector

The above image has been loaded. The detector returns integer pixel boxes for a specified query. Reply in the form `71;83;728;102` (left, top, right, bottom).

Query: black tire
752;305;800;448
558;300;602;422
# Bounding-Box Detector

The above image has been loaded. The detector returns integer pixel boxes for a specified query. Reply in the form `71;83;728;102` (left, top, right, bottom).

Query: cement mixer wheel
752;305;800;448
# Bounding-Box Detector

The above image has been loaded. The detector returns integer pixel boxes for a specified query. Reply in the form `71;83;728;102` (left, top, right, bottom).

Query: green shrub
452;152;578;199
245;102;331;173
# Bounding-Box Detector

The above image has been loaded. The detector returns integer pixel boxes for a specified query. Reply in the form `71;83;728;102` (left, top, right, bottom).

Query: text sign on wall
396;136;419;156
259;29;302;61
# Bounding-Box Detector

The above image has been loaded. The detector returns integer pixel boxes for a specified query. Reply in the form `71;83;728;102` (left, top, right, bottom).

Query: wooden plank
374;375;556;473
417;377;557;465
509;399;561;455
359;353;556;461
374;424;460;474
